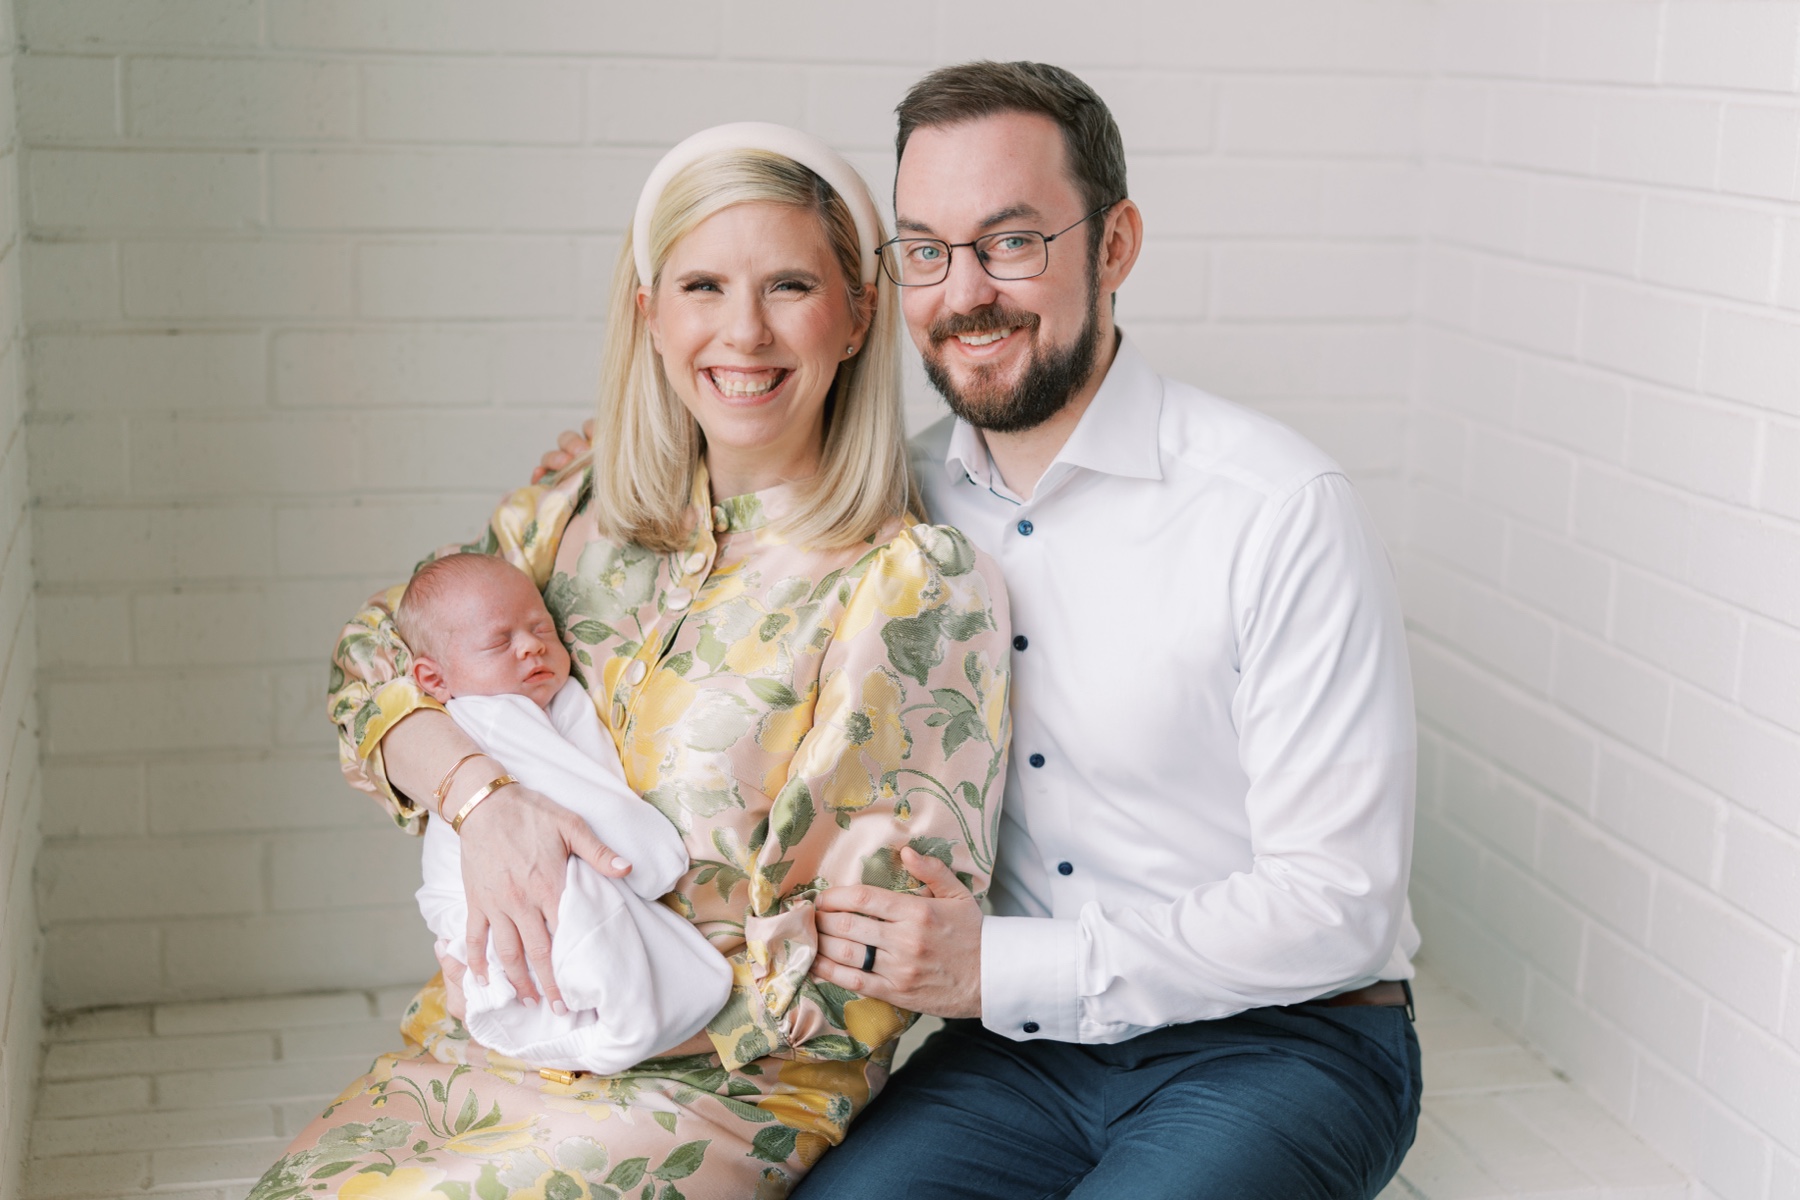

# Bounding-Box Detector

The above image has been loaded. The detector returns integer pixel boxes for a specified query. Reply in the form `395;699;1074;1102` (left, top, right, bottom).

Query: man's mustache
928;304;1042;343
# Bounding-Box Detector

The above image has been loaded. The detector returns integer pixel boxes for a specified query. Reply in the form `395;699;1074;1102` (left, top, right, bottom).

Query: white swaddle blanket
418;678;732;1074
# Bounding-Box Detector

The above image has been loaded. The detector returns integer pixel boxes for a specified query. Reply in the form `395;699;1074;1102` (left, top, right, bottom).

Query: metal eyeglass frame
875;202;1118;287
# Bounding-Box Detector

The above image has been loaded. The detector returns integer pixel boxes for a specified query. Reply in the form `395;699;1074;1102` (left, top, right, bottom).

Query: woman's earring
846;344;858;356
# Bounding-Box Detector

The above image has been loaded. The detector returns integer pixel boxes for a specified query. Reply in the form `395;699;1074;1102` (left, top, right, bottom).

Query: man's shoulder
1155;372;1344;504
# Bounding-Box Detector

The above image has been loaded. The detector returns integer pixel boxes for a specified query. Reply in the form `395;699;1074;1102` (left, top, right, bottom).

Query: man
795;62;1422;1199
528;61;1421;1199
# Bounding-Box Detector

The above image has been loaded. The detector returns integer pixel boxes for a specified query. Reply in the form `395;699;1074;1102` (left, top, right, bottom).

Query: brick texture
1408;3;1800;1193
6;0;1799;1191
0;5;39;1198
14;0;1428;1028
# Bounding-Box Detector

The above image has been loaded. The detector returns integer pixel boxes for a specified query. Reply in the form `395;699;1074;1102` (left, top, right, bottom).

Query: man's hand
813;848;984;1019
530;418;596;483
458;784;630;1015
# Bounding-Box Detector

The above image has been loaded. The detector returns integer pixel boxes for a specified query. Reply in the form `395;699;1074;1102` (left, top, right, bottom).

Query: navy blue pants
796;1003;1421;1200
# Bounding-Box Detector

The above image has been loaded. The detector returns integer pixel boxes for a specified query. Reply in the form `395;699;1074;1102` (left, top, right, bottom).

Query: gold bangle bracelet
433;751;487;818
450;774;517;834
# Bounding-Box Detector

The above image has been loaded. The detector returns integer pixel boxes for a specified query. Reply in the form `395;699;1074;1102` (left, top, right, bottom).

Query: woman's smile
703;364;793;403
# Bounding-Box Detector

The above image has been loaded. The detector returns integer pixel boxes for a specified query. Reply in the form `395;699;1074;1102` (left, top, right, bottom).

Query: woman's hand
530;418;595;483
383;708;631;1013
457;783;632;1015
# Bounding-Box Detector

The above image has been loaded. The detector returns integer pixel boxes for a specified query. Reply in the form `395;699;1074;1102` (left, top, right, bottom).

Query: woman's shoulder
837;519;1010;624
476;454;598;582
874;520;997;585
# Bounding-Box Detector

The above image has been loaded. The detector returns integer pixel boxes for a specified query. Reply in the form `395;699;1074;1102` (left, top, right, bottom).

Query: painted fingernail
522;996;538;1009
552;1000;568;1016
612;857;630;870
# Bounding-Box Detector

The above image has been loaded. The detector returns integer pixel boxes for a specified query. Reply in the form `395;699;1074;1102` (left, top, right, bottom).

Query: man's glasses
876;203;1117;287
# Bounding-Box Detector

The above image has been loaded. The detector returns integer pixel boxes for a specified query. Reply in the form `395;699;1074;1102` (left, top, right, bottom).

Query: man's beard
920;273;1103;434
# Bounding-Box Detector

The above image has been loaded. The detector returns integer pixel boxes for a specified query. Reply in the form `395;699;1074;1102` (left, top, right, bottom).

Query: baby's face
427;567;571;709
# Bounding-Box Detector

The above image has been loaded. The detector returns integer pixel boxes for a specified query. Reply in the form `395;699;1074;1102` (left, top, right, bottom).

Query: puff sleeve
704;524;1012;1070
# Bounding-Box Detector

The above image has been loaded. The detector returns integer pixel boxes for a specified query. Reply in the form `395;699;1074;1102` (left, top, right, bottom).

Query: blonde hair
589;150;912;553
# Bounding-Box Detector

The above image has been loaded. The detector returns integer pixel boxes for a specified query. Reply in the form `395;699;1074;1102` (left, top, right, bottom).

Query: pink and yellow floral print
257;458;1010;1199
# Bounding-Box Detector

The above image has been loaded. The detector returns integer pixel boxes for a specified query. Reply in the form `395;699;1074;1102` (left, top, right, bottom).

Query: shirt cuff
980;914;1081;1042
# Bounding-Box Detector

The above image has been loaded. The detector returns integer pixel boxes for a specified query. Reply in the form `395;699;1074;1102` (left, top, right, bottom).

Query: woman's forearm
381;708;499;820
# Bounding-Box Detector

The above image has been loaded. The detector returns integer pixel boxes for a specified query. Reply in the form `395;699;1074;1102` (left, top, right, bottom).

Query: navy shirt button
1017;519;1034;536
1028;753;1046;768
1058;861;1073;875
1022;1021;1040;1034
1012;635;1029;651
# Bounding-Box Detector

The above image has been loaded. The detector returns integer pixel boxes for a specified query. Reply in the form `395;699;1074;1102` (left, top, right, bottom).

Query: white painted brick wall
0;3;37;1196
13;0;1800;1189
1408;4;1800;1196
15;0;1429;1018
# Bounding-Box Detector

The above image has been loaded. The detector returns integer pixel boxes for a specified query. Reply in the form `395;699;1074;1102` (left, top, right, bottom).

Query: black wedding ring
861;944;877;973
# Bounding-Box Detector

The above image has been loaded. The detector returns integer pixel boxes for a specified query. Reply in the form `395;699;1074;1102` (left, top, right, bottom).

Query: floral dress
251;459;1011;1200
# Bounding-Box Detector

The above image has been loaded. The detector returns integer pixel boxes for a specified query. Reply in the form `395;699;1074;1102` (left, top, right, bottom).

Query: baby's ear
410;654;453;703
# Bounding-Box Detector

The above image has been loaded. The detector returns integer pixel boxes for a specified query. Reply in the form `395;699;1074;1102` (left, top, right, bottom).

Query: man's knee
793;1023;1091;1200
1074;1012;1421;1200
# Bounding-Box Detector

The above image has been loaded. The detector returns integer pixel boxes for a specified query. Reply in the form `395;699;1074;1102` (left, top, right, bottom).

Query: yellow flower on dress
329;1051;400;1109
841;997;908;1049
794;1132;832;1168
339;1167;444;1200
722;612;788;676
972;654;1009;747
488;485;553;585
479;1050;531;1085
758;1058;871;1151
400;978;450;1045
540;1084;618;1124
836;535;938;643
619;673;698;794
443;1116;539;1156
813;669;910;820
687;559;745;616
756;679;818;796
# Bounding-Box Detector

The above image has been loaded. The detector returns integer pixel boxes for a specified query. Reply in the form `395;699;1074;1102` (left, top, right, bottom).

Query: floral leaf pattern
275;459;1011;1197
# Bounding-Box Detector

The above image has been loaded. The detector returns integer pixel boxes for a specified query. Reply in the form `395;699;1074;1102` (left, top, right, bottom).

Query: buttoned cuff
980;915;1082;1043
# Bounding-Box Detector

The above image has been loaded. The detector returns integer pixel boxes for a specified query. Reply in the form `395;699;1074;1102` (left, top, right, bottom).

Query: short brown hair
895;60;1127;252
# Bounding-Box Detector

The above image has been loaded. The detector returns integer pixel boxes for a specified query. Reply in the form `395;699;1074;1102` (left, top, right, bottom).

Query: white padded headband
632;122;882;287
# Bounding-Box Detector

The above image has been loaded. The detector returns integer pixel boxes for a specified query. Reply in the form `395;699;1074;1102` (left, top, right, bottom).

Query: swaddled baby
399;553;731;1073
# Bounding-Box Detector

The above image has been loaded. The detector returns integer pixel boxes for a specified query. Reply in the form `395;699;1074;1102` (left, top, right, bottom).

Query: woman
251;125;1011;1200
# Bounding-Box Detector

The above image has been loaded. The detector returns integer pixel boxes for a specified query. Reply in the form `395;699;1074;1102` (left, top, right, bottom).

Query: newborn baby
399;553;731;1073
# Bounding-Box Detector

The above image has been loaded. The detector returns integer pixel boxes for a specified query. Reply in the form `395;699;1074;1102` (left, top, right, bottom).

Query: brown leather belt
1306;979;1413;1017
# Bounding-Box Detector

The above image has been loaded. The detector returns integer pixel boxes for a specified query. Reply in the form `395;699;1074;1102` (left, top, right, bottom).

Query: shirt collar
688;461;807;537
940;332;1164;490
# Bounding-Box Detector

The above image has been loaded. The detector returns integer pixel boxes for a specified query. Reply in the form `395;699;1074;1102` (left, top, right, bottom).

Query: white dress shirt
912;334;1420;1045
